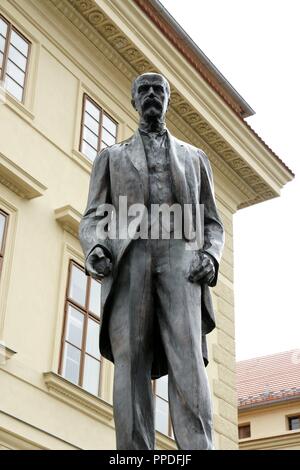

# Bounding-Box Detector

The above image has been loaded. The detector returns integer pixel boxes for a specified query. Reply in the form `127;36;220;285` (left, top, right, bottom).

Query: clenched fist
85;246;112;280
188;251;215;286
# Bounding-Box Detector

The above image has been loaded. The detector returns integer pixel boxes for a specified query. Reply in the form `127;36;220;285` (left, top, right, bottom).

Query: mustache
142;97;163;110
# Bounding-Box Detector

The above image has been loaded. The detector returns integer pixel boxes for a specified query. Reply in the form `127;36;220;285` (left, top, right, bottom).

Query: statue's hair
131;73;170;99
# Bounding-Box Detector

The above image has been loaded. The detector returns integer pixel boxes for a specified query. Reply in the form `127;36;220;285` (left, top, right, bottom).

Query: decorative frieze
49;0;280;210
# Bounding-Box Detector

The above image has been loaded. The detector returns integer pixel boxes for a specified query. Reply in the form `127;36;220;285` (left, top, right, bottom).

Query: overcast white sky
161;0;300;360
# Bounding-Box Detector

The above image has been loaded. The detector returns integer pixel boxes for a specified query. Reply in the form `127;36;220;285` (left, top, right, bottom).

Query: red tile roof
237;350;300;409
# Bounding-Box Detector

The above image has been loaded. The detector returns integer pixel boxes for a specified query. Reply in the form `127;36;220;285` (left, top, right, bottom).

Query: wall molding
0;342;16;364
54;205;81;238
44;371;115;426
239;430;300;450
0;152;47;199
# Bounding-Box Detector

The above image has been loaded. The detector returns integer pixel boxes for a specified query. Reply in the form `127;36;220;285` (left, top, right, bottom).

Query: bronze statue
79;73;224;450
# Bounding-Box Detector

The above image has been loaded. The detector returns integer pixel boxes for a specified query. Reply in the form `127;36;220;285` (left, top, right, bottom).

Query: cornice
50;0;138;81
239;394;300;412
44;371;114;425
44;372;176;448
0;342;17;364
48;0;287;209
0;427;47;450
166;108;256;204
134;0;250;118
54;205;81;238
0;151;47;199
239;430;300;450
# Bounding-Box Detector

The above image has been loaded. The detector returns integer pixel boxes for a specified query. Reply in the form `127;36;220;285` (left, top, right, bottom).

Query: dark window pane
89;278;101;317
85;99;100;121
10;30;28;57
7;44;27;71
238;424;251;439
69;264;87;307
289;417;300;430
155;397;169;435
62;343;81;385
6;59;25;87
86;318;100;359
103;114;117;136
66;305;84;348
83;354;100;395
5;76;23;101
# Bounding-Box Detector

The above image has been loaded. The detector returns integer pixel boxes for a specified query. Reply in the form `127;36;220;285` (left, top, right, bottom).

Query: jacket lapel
167;130;189;207
125;130;149;205
168;130;201;246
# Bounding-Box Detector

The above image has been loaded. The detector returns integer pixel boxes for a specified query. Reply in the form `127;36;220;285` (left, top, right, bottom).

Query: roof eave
148;0;255;118
239;394;300;412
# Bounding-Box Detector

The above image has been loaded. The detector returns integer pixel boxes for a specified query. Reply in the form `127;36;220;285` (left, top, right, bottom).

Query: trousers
108;237;213;450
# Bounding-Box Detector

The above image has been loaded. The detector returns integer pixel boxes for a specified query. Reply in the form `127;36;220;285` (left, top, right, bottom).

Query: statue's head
131;73;170;122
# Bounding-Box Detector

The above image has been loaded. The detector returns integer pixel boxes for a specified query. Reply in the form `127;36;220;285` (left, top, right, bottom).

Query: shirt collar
139;127;167;137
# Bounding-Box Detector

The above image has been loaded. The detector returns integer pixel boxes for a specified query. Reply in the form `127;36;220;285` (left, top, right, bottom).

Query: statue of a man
79;73;224;450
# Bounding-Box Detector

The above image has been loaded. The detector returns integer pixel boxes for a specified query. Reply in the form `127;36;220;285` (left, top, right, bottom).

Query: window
153;375;173;438
238;423;251;439
0;209;8;280
288;415;300;431
59;261;103;396
0;15;30;102
80;94;117;162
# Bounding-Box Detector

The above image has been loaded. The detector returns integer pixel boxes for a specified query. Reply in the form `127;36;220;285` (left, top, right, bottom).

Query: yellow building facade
238;350;300;450
0;0;293;450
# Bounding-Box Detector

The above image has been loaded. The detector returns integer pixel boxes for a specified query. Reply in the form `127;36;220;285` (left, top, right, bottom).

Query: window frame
0;14;31;104
58;260;103;396
287;415;300;431
238;423;251;439
79;93;118;161
0;208;9;280
153;379;173;439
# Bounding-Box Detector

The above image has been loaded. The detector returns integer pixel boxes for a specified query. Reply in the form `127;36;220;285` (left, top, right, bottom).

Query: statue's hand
188;251;215;286
85;246;112;280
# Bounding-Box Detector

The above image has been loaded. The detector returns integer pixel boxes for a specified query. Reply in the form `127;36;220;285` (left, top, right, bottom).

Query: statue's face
132;74;170;121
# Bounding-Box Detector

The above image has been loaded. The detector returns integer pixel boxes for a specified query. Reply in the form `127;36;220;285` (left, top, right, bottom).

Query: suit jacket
79;129;224;378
